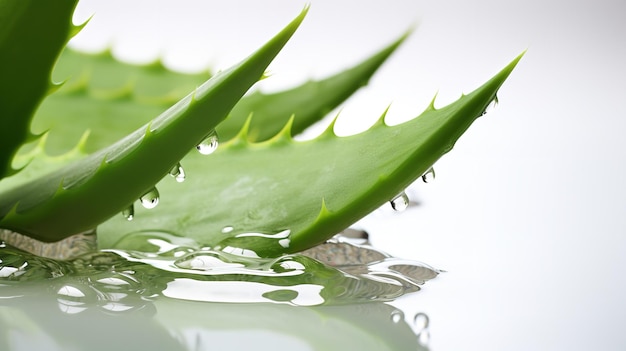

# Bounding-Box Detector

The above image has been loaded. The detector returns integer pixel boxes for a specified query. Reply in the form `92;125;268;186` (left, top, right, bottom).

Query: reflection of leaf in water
0;232;438;304
0;287;429;351
0;228;96;260
302;233;440;287
0;231;434;349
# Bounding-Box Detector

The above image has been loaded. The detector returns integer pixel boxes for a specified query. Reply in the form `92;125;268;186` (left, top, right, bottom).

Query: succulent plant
0;0;522;259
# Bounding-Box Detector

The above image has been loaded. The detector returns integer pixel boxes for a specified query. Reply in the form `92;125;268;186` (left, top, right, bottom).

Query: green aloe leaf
99;53;523;255
30;48;213;156
0;1;522;262
217;31;410;142
0;0;80;179
0;8;308;242
31;31;407;155
0;34;404;216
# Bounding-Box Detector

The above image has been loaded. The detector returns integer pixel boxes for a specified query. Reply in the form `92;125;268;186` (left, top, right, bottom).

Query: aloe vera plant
0;1;522;258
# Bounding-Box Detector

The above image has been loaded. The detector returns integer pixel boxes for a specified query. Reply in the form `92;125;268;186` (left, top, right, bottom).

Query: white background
70;1;626;350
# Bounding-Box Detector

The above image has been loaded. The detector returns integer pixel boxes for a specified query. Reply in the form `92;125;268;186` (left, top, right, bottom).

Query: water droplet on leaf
122;204;134;221
278;238;290;248
479;95;499;116
421;167;435;183
169;162;186;182
139;187;160;209
196;130;219;155
390;191;409;212
221;226;234;234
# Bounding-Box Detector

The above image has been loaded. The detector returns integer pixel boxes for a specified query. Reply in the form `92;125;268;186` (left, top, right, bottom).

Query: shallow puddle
1;230;437;350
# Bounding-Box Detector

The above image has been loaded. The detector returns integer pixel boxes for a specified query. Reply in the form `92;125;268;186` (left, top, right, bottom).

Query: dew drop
122;204;134;221
139;187;160;209
390;191;409;212
479;95;499;116
421;167;435;183
196;130;219;155
278;238;291;248
221;226;234;234
391;310;404;323
169;162;186;183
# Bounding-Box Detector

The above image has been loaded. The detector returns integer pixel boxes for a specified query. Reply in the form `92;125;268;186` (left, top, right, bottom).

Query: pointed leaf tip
0;0;80;181
144;56;169;72
462;52;525;115
267;115;295;144
259;5;308;54
237;113;254;142
47;81;65;96
502;51;525;78
372;105;392;127
318;198;332;219
487;51;525;90
74;130;91;153
69;14;93;39
319;111;342;138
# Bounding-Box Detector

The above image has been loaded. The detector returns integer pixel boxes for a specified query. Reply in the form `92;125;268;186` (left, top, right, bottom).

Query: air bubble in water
57;285;86;298
196;130;219;155
421;167;435;183
390;191;409;212
139;187;160;209
122;204;134;221
57;285;88;314
189;255;223;270
391;310;404;323
169;162;186;183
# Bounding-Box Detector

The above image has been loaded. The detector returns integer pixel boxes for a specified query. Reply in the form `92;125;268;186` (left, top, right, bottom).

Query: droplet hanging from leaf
168;162;186;183
390;191;409;212
421;167;435;183
139;187;160;209
122;204;134;221
196;130;219;155
479;95;499;116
